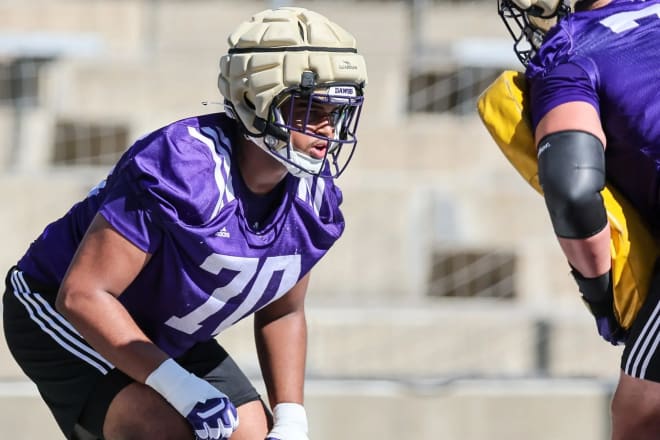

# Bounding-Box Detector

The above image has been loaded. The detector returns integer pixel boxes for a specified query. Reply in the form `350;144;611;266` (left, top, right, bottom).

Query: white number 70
165;253;301;335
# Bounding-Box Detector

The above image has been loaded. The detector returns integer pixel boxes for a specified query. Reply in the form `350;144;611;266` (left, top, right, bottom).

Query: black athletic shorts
622;259;660;381
3;267;262;439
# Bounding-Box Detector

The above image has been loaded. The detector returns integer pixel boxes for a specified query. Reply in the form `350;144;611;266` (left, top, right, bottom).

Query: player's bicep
530;60;604;145
535;101;606;148
60;213;151;300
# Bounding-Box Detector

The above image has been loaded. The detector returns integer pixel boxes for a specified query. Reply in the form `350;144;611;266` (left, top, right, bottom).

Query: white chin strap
247;134;323;177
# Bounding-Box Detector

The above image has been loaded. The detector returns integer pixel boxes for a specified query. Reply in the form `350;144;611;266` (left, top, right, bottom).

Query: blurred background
0;0;623;438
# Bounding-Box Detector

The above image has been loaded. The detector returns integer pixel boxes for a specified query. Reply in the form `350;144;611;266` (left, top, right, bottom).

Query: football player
3;6;366;440
499;0;660;437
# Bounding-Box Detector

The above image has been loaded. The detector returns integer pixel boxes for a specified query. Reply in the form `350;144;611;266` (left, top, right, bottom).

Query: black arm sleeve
537;130;607;239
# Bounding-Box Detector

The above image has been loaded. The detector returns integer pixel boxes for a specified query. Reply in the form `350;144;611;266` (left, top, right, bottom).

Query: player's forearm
56;285;168;383
254;310;307;407
558;226;611;277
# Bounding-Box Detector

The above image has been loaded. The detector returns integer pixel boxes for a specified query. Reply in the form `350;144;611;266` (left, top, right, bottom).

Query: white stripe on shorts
625;297;660;378
10;270;114;374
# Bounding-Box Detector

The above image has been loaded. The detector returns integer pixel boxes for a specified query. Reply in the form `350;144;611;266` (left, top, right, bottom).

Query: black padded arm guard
537;130;607;239
571;268;611;304
570;267;627;344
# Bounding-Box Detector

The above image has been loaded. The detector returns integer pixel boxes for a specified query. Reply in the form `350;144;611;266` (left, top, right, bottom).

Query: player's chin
308;151;326;160
308;144;328;159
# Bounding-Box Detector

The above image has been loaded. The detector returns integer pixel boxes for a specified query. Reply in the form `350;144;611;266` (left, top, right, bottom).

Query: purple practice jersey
527;0;660;232
17;113;345;357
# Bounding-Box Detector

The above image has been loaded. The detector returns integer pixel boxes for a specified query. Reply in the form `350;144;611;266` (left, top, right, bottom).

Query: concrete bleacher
0;303;623;439
0;1;624;439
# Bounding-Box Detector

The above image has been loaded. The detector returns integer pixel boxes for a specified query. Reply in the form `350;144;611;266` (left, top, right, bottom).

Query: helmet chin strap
286;150;324;177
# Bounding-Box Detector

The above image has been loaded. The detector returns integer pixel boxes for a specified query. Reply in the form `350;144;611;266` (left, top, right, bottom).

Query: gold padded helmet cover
218;7;368;139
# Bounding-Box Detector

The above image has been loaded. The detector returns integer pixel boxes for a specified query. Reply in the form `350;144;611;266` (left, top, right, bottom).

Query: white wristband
145;358;217;416
272;403;308;433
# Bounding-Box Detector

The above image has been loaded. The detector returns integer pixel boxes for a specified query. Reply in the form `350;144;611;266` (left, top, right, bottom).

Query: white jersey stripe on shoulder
625;298;660;377
187;126;235;219
201;126;236;207
297;177;309;201
10;271;113;374
312;177;325;216
296;176;324;216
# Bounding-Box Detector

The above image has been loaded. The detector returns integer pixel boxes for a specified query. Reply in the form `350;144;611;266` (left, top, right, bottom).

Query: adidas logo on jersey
215;227;230;238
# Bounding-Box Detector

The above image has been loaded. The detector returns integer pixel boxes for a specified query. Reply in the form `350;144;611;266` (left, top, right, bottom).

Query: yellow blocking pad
476;70;658;329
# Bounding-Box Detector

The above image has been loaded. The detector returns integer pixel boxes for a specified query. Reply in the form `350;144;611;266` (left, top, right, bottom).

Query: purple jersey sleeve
125;124;232;226
528;0;660;130
97;175;163;254
528;61;599;128
525;0;660;232
98;119;234;252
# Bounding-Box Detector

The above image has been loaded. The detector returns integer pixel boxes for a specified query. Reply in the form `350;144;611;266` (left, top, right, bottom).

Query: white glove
265;403;309;440
146;358;239;439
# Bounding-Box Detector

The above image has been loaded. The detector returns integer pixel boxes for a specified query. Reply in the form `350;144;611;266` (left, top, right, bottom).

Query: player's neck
237;138;288;195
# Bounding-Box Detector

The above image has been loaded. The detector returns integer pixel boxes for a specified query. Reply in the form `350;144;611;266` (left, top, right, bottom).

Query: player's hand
186;395;238;440
571;269;628;346
265;403;309;440
145;359;239;439
586;298;628;346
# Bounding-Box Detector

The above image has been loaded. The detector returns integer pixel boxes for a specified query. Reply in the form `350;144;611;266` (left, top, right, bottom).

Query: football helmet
218;7;367;178
498;0;594;65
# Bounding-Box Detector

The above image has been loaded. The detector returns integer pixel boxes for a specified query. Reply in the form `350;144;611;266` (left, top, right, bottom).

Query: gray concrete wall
0;307;621;439
0;377;614;440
